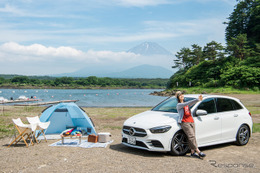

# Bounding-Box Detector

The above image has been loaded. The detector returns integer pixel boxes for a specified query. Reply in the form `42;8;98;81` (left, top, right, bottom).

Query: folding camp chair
8;118;35;148
26;116;50;143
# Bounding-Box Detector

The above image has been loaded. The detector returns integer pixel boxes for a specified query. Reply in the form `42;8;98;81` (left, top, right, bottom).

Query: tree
225;0;260;46
173;47;192;70
11;76;30;84
247;0;260;46
87;76;99;85
220;65;260;88
191;44;204;65
203;41;225;61
0;77;5;84
226;34;251;61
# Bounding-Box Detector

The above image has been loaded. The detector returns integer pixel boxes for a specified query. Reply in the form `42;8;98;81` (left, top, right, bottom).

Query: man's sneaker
199;152;206;157
190;152;200;158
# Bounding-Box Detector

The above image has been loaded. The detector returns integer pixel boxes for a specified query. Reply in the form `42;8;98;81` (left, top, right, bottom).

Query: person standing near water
176;91;206;158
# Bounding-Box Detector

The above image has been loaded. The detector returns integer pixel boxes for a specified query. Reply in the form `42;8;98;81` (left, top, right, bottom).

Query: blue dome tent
40;103;96;135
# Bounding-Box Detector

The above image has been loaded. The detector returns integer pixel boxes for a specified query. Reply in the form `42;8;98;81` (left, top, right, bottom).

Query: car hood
123;110;179;129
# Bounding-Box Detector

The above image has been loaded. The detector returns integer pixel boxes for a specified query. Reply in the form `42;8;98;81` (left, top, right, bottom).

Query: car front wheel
236;124;250;146
170;131;189;156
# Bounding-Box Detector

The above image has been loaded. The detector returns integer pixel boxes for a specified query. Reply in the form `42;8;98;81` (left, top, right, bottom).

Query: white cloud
112;0;173;7
0;42;138;63
0;4;20;14
144;18;226;42
0;42;175;75
76;32;177;44
110;0;235;7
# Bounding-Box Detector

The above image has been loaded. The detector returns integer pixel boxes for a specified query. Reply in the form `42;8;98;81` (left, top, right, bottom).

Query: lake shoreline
0;85;165;90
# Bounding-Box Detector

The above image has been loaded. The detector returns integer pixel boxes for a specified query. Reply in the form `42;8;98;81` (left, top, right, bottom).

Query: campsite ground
0;94;259;173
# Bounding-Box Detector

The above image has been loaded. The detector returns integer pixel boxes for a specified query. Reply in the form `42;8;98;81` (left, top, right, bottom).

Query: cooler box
98;132;111;143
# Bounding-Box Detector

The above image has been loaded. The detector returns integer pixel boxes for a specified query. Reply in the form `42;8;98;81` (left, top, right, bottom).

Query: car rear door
194;98;221;145
216;98;241;141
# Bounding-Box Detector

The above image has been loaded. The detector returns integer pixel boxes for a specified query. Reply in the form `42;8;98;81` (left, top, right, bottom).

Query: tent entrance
46;111;74;134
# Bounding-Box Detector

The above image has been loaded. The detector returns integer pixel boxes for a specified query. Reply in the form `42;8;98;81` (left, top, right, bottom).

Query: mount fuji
54;42;175;78
127;42;173;56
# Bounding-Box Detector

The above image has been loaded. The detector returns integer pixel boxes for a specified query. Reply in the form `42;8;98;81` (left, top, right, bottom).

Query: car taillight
249;112;252;116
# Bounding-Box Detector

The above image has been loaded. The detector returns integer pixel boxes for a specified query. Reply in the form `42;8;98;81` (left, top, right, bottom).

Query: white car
122;94;253;155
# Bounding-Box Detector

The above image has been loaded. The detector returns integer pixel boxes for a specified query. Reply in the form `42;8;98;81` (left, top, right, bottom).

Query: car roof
172;94;241;102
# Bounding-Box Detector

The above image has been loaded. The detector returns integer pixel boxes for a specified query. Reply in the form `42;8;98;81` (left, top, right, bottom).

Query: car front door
194;98;222;146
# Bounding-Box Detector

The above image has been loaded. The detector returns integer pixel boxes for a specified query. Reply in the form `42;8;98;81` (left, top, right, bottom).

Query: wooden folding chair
26;116;50;143
8;118;35;148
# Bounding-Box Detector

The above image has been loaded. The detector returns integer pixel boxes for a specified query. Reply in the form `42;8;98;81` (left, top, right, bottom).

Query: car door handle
214;117;219;120
234;114;238;117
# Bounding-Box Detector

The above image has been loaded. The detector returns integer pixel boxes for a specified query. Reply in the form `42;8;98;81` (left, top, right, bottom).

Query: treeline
0;75;168;89
168;0;260;90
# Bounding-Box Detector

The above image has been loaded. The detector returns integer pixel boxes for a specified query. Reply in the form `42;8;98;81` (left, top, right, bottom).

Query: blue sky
0;0;236;75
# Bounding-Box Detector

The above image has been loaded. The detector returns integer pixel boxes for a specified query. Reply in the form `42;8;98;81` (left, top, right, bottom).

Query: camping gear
26;116;50;143
8;118;35;147
61;133;82;145
88;134;98;143
98;132;112;143
49;139;113;148
39;103;96;136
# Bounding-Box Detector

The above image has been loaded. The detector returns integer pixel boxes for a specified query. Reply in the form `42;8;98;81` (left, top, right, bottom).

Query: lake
0;89;167;107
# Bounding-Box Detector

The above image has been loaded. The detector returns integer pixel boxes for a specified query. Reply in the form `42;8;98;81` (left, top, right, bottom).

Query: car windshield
152;97;196;113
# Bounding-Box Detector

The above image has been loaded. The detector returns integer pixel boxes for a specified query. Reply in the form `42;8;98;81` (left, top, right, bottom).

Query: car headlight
150;125;172;133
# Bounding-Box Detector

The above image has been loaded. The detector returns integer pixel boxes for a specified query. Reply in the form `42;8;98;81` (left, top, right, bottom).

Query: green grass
166;87;260;94
84;107;151;119
247;107;260;115
1;106;259;139
103;125;122;130
253;123;260;133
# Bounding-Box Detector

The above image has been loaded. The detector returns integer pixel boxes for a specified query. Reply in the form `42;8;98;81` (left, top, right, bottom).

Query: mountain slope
127;42;172;56
105;64;173;78
53;42;174;78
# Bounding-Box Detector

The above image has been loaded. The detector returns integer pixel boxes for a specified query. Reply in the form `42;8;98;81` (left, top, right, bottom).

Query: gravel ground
1;93;259;173
1;130;259;173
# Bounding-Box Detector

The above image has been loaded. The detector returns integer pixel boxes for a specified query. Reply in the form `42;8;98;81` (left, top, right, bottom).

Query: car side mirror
196;109;208;116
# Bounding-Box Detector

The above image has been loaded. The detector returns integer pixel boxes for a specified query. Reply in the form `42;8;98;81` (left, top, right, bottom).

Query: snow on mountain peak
127;42;173;56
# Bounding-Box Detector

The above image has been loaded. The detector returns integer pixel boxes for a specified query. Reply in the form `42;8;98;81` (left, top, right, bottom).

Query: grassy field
0;106;151;138
0;104;259;139
253;123;260;133
165;87;260;94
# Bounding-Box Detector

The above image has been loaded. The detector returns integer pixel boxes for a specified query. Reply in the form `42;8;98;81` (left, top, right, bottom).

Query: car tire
236;124;250;146
169;131;189;156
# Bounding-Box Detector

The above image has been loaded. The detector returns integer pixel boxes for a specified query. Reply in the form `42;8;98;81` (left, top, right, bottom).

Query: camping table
61;134;82;145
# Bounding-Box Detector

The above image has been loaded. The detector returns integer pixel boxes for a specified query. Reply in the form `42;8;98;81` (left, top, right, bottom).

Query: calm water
0;89;167;107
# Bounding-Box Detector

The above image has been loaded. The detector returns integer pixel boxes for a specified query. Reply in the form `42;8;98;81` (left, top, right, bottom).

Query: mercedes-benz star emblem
129;127;135;136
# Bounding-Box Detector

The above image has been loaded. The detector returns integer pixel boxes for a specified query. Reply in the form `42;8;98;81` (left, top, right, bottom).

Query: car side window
230;100;243;110
197;98;216;114
216;98;234;112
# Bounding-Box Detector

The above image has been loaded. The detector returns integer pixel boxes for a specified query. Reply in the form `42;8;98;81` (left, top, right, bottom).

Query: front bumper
121;127;173;152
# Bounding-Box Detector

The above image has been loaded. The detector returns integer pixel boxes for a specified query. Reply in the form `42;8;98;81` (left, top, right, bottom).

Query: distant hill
53;42;175;78
54;64;173;79
127;42;173;56
105;64;173;78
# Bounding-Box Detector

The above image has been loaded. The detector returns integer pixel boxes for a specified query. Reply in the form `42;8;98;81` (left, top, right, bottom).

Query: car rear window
230;99;243;110
216;98;234;112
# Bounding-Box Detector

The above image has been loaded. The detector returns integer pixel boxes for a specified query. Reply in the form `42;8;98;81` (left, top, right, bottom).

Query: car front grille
122;126;147;137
